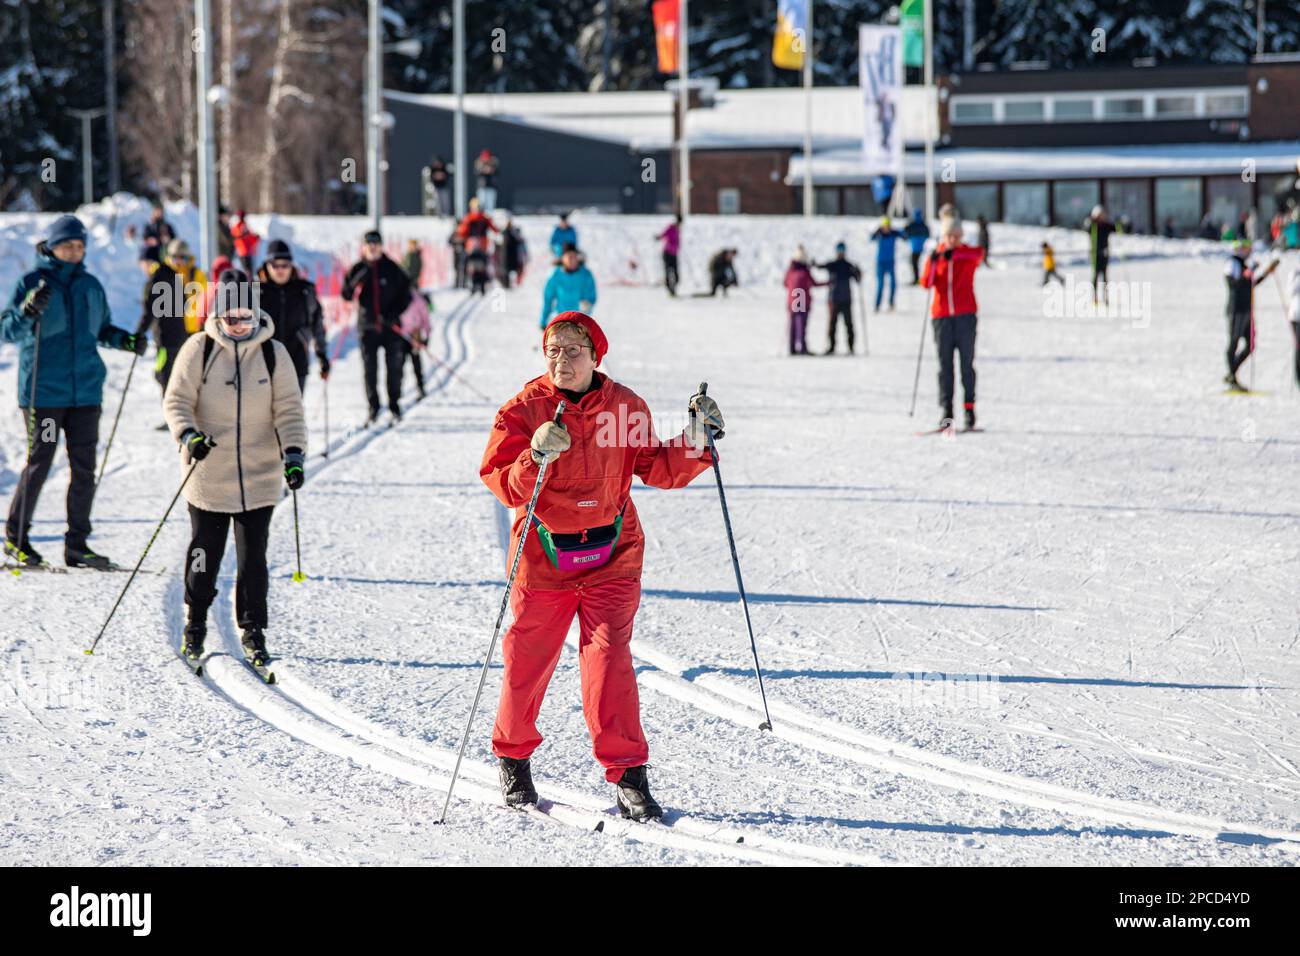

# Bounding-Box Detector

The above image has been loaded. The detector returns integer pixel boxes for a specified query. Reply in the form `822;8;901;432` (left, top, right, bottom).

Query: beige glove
685;393;725;450
530;420;571;465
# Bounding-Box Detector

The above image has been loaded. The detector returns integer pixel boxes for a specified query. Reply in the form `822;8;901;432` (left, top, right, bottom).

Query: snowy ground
1;207;1298;865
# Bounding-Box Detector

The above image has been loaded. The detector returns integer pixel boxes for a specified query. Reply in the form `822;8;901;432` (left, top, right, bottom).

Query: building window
1101;97;1145;119
1155;177;1202;235
1104;179;1152;234
1204;92;1248;116
1154;95;1196;118
815;187;841;216
951;99;995;124
1205;175;1252;237
718;187;740;215
953;183;999;223
1003;181;1049;226
1004;99;1045;122
1052;180;1100;227
842;187;873;216
1053;98;1095;121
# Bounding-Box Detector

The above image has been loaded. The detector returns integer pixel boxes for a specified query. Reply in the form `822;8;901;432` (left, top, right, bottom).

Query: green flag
901;0;923;68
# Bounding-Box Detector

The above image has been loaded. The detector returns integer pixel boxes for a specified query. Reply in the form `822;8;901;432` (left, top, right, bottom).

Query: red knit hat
543;311;608;364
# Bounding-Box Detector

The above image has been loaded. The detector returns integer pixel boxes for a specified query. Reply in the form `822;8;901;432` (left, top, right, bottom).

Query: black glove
284;448;305;490
126;333;148;356
182;429;214;462
20;281;51;319
318;356;330;380
941;248;954;261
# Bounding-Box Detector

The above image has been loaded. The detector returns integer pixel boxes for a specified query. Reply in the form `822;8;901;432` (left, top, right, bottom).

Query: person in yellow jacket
137;239;208;420
1041;241;1063;286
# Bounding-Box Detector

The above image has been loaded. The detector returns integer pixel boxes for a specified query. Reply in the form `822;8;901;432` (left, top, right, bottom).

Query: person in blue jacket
539;243;597;328
1;215;146;569
870;215;905;311
903;209;930;285
549;213;578;263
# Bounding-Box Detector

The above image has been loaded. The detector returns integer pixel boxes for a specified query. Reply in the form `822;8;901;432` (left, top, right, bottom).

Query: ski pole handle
692;381;724;441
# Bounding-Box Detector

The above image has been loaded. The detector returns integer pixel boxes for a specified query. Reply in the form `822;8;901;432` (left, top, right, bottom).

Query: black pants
933;313;977;411
5;405;100;550
663;253;678;296
185;504;274;631
1042;269;1064;286
1092;256;1109;295
827;300;854;352
361;327;406;416
910;251;921;284
1227;310;1254;376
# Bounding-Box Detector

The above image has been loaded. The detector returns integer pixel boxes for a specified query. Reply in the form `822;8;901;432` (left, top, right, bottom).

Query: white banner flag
859;25;904;178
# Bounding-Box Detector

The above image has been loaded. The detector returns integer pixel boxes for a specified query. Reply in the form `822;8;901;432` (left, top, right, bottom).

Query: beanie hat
166;238;192;260
835;241;847;253
543;311;608;365
265;238;292;261
212;268;257;316
363;230;382;245
46;214;88;248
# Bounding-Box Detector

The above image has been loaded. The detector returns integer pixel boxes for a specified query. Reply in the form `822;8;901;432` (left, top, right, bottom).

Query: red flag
652;0;680;75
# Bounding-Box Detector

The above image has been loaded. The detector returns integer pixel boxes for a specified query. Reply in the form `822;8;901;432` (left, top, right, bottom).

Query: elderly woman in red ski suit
480;310;724;820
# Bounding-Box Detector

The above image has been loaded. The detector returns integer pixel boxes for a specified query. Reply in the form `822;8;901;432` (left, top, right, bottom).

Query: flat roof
786;141;1300;185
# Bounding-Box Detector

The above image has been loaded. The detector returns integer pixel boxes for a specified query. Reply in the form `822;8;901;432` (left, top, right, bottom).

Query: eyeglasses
222;310;255;323
543;344;593;360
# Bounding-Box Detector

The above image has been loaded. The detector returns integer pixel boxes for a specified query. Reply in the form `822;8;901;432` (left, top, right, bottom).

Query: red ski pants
491;576;647;781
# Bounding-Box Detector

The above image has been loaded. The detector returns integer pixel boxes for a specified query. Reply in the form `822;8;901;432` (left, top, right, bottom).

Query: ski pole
86;458;202;655
95;350;138;488
8;303;44;574
695;383;774;732
908;286;936;417
1273;270;1298;392
322;376;330;458
291;489;305;582
438;400;566;824
856;280;868;356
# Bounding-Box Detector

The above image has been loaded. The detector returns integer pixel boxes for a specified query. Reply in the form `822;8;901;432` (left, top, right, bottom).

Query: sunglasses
268;259;293;268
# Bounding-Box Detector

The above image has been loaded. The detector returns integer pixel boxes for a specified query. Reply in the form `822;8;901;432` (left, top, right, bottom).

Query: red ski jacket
481;372;713;590
920;242;983;318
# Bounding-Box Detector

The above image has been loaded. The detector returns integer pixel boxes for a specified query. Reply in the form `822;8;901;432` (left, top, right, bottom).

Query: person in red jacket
230;209;259;275
479;311;724;821
920;222;984;431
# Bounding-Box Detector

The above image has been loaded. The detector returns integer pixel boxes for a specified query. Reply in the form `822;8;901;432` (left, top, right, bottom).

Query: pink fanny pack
534;511;624;572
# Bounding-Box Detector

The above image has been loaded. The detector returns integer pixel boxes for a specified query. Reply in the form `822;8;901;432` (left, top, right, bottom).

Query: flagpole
803;0;814;218
679;0;690;219
923;0;935;221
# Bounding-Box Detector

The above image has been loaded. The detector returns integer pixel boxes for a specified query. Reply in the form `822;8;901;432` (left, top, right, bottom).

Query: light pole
195;0;217;272
453;0;466;218
367;1;420;229
68;107;106;207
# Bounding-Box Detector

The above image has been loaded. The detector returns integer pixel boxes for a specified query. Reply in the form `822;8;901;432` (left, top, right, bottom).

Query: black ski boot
498;756;538;808
181;611;206;660
240;628;271;667
4;539;43;567
65;544;114;570
615;765;663;822
964;403;976;431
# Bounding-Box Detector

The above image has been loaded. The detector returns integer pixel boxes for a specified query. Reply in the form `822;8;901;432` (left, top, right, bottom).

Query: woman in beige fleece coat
163;269;307;667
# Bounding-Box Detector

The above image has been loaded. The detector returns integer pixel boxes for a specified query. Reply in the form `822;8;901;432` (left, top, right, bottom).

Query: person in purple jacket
656;216;681;296
783;245;826;355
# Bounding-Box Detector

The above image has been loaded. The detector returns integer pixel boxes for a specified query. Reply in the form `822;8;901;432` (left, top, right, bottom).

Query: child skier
1041;242;1063;285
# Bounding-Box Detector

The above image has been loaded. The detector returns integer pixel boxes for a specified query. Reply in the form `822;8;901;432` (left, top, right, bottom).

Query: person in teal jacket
1;215;145;569
548;213;578;262
539;243;597;328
